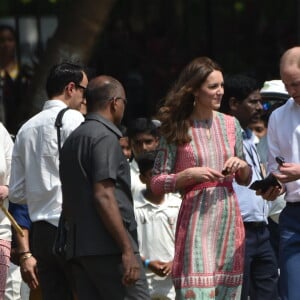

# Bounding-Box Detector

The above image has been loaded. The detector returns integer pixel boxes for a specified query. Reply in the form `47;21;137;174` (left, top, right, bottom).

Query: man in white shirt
9;62;87;300
262;46;300;300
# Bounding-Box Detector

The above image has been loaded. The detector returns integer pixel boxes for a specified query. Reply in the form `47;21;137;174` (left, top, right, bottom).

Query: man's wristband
144;259;151;268
19;253;33;264
19;251;31;256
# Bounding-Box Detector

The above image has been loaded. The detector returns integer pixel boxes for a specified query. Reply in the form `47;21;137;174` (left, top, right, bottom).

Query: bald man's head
86;75;125;112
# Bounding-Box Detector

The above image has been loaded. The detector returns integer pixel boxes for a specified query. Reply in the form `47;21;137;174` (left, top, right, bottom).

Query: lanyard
243;141;265;179
243;139;268;220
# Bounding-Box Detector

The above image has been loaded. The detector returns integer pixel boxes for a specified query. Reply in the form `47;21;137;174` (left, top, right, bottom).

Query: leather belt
244;221;266;228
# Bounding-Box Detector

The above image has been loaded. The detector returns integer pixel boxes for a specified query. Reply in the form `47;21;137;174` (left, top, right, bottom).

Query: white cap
260;80;289;101
151;119;161;128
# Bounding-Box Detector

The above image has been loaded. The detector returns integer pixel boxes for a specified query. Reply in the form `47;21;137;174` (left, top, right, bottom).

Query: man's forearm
94;180;133;253
15;227;31;253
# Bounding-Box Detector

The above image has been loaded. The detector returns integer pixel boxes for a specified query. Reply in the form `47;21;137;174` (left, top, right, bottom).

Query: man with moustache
220;74;279;300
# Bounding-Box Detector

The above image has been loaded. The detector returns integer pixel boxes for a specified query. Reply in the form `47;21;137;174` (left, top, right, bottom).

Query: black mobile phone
249;156;284;192
276;156;285;166
249;173;281;193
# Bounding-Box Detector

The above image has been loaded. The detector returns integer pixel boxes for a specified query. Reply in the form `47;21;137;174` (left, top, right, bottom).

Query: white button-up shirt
268;98;300;202
9;100;84;226
0;123;14;240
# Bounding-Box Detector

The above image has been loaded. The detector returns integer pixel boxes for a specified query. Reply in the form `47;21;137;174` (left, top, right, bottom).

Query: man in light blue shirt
220;74;279;300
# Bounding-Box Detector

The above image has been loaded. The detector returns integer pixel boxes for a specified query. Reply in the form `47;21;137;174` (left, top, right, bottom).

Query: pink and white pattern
151;112;245;299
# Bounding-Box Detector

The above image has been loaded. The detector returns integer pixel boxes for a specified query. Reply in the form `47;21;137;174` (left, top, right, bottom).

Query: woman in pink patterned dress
151;57;252;299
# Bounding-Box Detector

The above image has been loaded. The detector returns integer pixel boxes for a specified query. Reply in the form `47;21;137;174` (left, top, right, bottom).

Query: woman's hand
223;157;252;186
187;167;224;183
222;157;248;175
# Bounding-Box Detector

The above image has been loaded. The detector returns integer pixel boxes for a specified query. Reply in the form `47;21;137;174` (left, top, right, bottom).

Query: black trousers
71;254;150;300
31;221;73;300
241;222;279;300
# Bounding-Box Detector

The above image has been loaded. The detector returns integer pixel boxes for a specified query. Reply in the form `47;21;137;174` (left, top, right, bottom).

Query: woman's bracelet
144;259;151;268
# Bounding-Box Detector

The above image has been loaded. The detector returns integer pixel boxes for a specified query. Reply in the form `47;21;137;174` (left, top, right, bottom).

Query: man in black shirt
59;75;149;299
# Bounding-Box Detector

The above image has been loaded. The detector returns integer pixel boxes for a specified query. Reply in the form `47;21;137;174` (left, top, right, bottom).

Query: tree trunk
25;0;117;117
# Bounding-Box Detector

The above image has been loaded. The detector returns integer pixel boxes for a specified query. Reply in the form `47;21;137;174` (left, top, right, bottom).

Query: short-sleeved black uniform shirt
59;113;138;259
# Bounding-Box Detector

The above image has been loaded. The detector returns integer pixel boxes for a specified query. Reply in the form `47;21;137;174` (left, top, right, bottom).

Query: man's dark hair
46;62;85;98
220;74;260;114
127;117;159;140
86;76;122;112
136;150;157;176
119;124;128;137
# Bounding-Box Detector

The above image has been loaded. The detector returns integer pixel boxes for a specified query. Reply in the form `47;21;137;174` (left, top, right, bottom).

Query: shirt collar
85;113;122;138
42;99;68;110
135;190;165;209
242;128;260;145
242;128;252;140
134;192;152;208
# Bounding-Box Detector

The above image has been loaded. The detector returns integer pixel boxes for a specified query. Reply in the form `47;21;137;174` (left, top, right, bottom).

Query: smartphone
249;173;281;193
276;156;285;166
249;156;284;192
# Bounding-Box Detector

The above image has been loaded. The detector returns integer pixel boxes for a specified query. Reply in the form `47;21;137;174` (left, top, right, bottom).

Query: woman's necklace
191;111;214;140
204;119;211;140
194;119;212;140
196;118;212;140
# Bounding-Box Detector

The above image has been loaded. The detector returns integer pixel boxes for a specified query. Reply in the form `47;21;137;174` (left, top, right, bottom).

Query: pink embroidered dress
151;112;246;300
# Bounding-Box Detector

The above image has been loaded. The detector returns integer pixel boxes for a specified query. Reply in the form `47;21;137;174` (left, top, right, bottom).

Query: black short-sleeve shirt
60;113;138;259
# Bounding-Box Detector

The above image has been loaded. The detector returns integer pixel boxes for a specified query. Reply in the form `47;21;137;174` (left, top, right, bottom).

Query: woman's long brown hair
157;57;222;145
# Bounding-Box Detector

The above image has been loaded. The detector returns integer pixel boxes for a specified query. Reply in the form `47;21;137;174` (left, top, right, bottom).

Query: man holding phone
262;46;300;300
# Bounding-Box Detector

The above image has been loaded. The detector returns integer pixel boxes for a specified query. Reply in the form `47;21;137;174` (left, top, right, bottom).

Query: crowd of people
1;22;300;300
